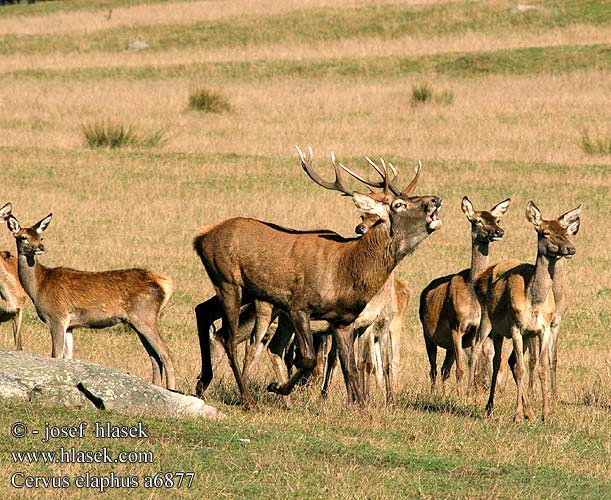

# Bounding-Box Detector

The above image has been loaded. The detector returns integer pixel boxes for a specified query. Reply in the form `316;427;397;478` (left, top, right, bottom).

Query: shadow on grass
394;391;483;418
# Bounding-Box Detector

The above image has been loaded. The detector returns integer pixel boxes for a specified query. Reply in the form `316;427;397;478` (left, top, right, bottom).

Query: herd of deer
0;147;581;422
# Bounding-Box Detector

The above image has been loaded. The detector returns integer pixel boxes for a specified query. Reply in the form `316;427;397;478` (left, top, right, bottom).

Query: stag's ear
0;202;12;221
33;214;52;234
490;198;511;218
7;215;20;234
352;192;389;222
526;201;542;227
461;196;474;220
557;205;582;228
566;219;580;236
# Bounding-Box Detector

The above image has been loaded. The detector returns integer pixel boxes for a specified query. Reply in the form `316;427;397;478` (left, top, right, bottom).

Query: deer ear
566;219;580;236
526;201;542;227
0;202;12;221
352;192;389;221
490;198;511;218
557;205;582;228
7;215;20;234
461;196;474;220
33;214;52;234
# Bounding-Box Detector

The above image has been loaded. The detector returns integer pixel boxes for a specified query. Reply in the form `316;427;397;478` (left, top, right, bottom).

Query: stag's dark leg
217;285;256;408
267;310;315;396
195;296;222;397
321;334;338;398
334;324;364;405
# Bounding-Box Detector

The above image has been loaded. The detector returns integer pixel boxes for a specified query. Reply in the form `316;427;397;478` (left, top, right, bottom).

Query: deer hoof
267;382;280;394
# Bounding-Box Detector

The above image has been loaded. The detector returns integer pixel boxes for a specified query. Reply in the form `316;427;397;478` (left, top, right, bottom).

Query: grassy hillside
0;1;610;498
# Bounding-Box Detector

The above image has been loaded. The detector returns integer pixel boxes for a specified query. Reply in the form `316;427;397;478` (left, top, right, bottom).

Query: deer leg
440;350;455;383
194;296;222;397
424;337;438;390
469;311;491;391
527;336;538;393
267;310;315;397
485;334;503;416
48;319;67;359
451;324;469;395
63;329;74;360
321;334;338;398
549;321;560;400
334;323;363;405
217;285;256;407
134;331;162;386
539;328;551;422
242;301;274;378
266;312;293;387
12;308;23;351
130;318;176;391
357;327;372;401
376;318;393;403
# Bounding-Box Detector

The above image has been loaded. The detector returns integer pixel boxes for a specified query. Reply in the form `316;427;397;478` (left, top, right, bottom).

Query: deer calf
5;211;176;391
0;203;27;350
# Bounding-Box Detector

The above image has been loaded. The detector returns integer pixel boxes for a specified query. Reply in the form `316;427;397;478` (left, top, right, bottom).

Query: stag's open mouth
426;205;442;233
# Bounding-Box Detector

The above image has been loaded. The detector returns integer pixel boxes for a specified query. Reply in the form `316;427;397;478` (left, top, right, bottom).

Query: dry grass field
0;0;610;498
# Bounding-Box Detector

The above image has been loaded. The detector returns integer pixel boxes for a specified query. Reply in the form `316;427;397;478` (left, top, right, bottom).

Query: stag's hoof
267;382;291;396
267;382;280;394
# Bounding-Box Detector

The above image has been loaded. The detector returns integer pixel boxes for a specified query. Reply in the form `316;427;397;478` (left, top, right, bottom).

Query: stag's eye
392;200;406;210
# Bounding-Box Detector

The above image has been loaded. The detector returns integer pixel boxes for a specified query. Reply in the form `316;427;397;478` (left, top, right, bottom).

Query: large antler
296;146;354;196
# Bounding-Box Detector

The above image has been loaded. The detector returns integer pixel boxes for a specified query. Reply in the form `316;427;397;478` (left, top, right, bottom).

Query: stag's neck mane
341;222;399;296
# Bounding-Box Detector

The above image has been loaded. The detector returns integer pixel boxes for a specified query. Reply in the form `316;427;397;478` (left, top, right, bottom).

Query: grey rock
0;351;224;419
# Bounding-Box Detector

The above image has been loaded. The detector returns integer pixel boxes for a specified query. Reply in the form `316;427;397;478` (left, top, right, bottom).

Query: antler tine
337;156;400;196
296;145;353;196
402;160;422;196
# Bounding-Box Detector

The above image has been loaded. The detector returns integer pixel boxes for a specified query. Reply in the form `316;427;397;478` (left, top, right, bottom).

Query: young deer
419;196;510;391
476;202;580;421
0;203;27;350
6;212;176;390
194;147;442;407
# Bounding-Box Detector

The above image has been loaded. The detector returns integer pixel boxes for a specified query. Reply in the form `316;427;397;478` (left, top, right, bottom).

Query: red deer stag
419;196;510;392
5;212;176;390
476;202;580;421
0;203;27;350
194;147;442;407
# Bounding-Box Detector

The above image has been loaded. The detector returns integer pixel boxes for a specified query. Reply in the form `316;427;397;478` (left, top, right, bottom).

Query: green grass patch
188;87;232;113
6;43;610;82
83;121;168;149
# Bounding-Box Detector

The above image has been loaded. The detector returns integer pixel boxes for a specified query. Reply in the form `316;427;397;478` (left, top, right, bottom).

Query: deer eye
392;200;406;210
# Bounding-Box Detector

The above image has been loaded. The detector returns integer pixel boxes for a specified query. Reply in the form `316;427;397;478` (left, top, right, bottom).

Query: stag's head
296;147;441;254
461;196;511;244
526;202;581;259
6;213;52;263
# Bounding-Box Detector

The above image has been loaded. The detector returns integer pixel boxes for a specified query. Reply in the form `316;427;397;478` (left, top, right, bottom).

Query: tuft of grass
411;83;454;107
188;87;232;113
410;82;432;105
82;121;168;149
580;129;611;156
